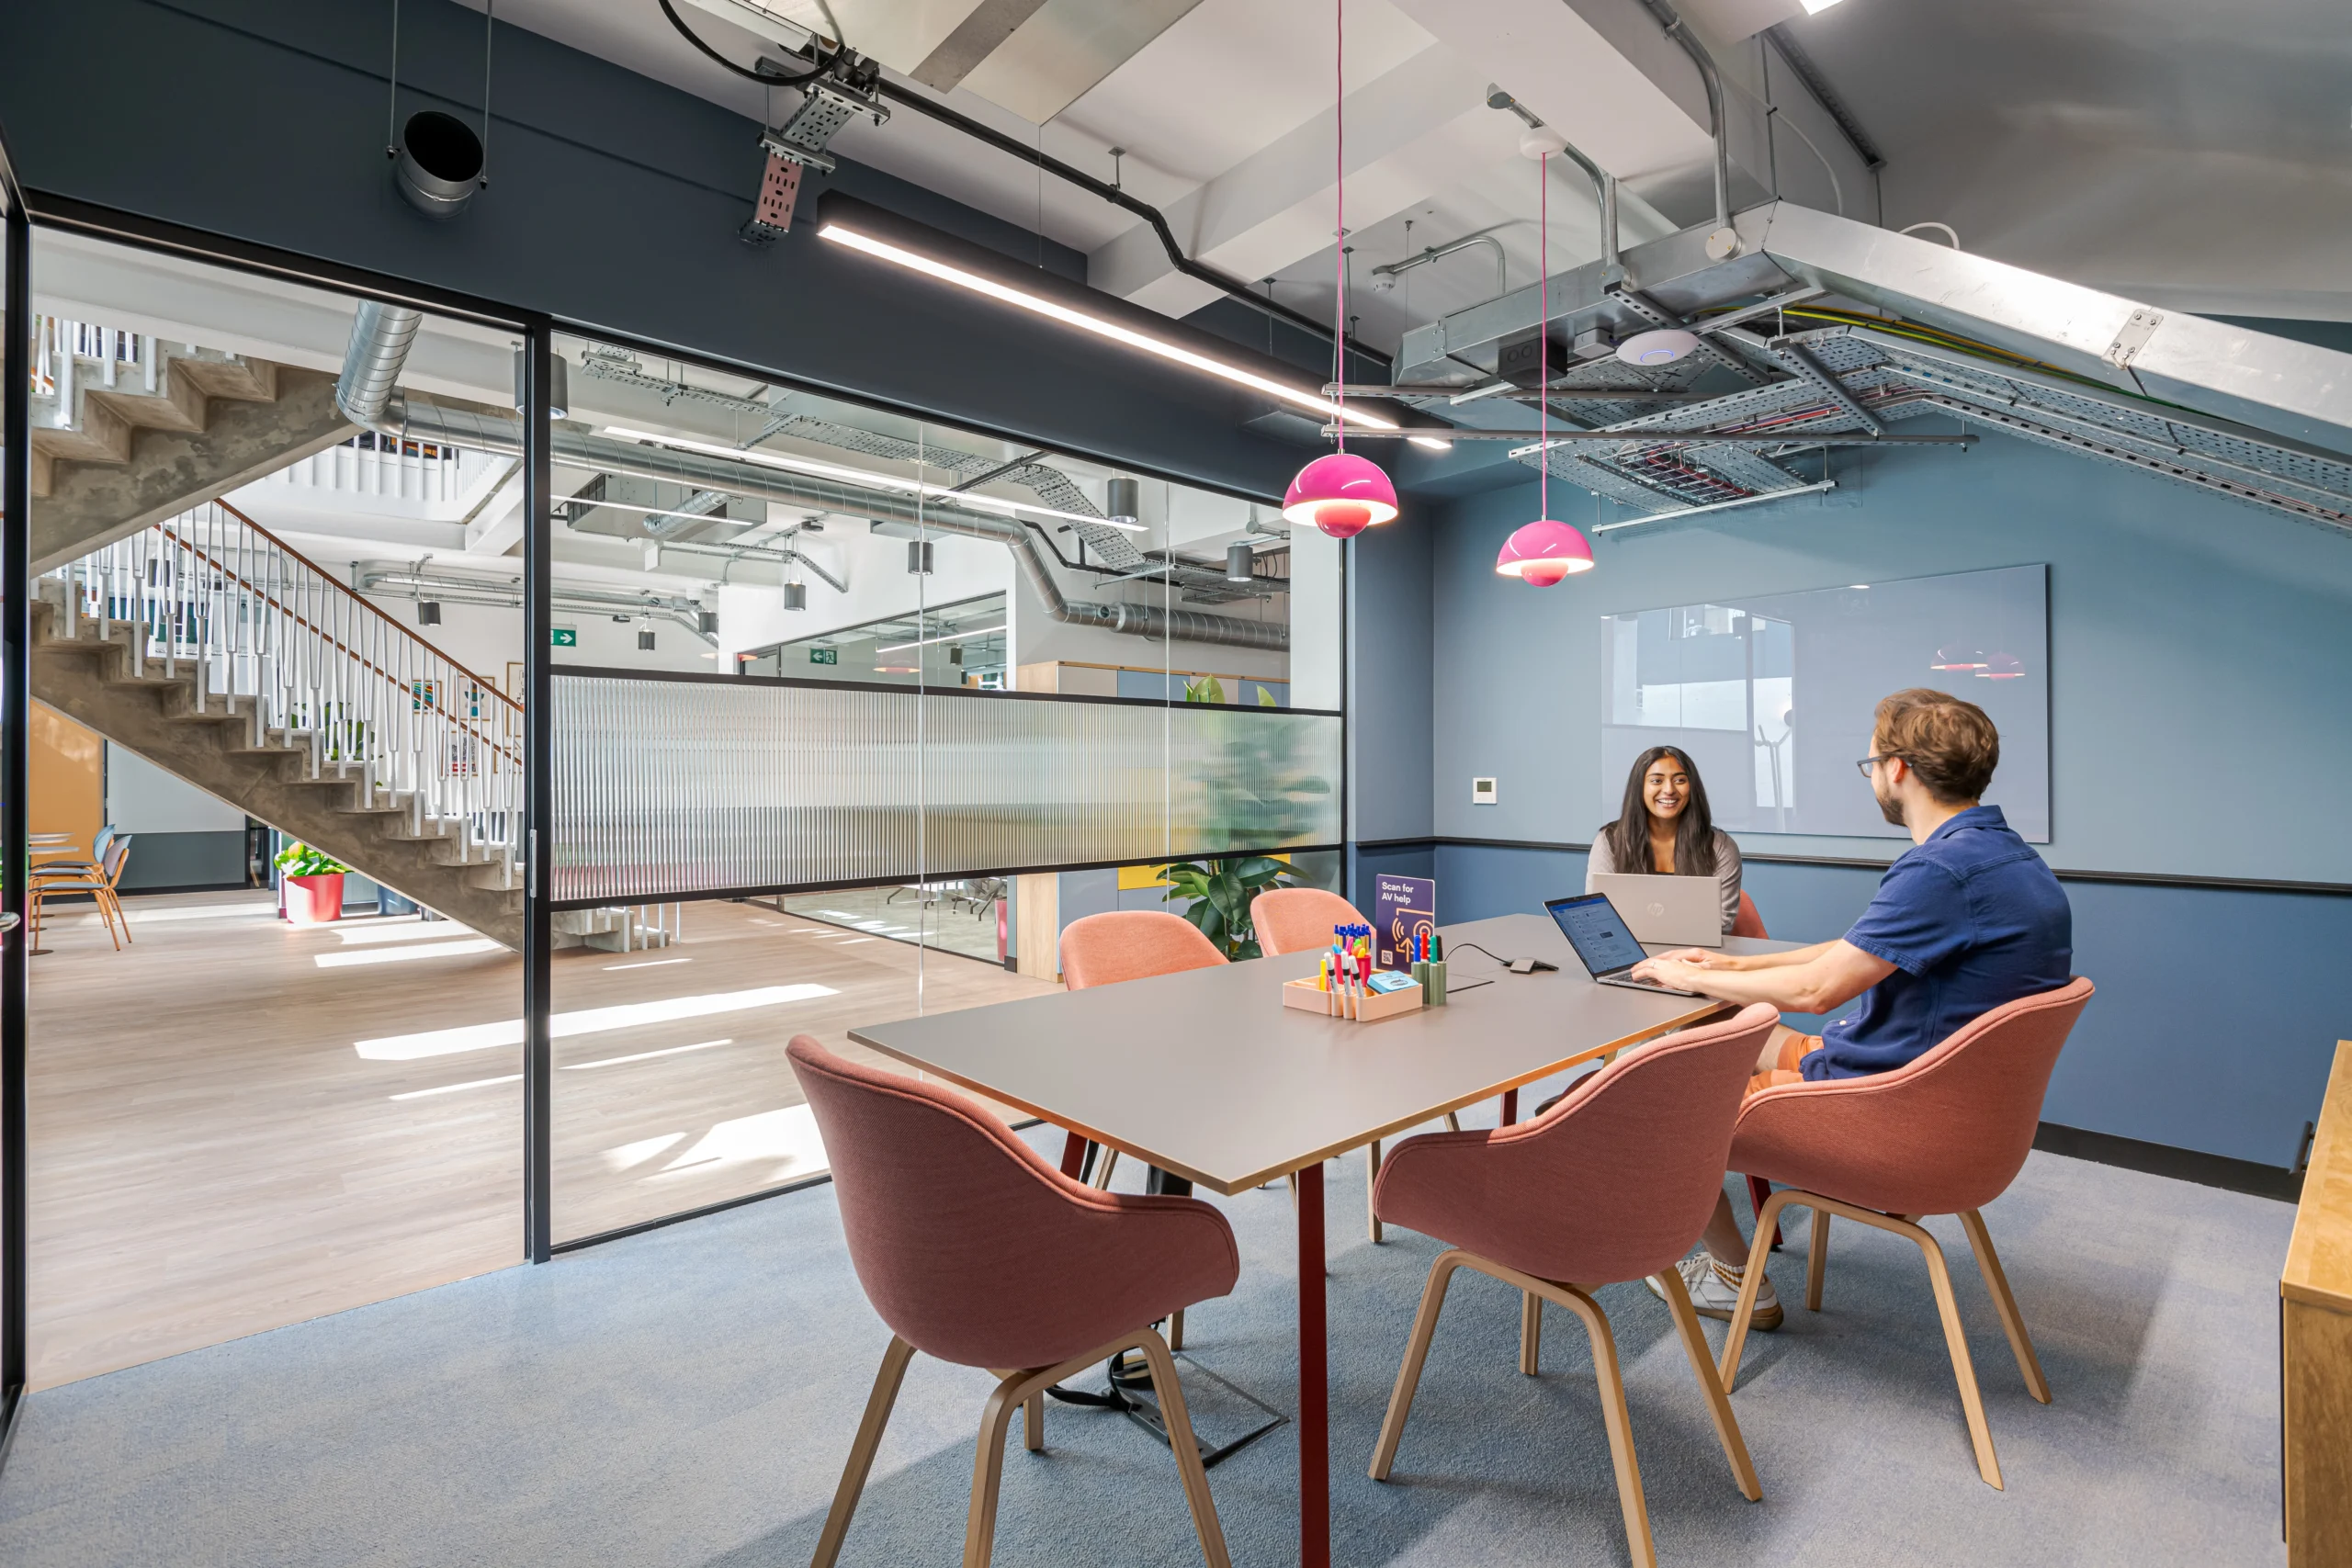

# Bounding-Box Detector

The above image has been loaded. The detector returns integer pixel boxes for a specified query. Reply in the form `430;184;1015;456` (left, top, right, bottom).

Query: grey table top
849;912;1800;1195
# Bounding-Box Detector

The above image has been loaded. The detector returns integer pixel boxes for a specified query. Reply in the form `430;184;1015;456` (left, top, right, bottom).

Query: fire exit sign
808;646;838;665
550;626;578;648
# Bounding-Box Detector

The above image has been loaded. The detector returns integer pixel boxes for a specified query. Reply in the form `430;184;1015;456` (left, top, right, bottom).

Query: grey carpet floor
0;1100;2292;1567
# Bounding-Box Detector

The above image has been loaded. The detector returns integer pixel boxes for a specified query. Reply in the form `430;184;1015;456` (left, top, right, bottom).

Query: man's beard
1875;783;1906;828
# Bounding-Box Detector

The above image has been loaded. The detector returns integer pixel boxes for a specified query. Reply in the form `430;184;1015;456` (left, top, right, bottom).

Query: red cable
1538;149;1548;518
1334;0;1345;453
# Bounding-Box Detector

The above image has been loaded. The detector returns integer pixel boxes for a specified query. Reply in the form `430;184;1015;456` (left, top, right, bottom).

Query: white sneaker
1647;1251;1781;1331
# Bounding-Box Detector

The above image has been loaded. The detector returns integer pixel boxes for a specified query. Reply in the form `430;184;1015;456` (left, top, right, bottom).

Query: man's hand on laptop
1630;954;1709;988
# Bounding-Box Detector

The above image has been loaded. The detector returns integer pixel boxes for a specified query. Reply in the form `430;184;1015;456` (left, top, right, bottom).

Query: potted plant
1159;854;1297;960
276;840;354;925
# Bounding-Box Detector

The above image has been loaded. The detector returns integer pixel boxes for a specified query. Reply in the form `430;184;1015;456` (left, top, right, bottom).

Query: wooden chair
32;834;134;951
1368;1005;1781;1567
1719;978;2095;1489
1729;889;1780;1247
790;1033;1237;1568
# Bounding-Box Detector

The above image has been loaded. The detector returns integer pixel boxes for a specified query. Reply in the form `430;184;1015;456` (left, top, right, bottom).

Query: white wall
106;743;243;832
718;525;1005;662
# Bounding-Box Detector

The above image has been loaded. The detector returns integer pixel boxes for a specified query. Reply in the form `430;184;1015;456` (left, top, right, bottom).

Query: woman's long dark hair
1603;745;1719;877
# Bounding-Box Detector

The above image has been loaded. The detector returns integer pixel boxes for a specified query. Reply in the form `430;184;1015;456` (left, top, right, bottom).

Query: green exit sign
550;626;579;648
808;647;838;665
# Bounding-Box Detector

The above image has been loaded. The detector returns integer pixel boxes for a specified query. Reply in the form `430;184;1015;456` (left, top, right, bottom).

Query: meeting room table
851;910;1799;1566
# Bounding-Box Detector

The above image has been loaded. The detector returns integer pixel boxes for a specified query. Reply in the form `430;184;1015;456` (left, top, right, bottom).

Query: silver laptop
1589;873;1723;948
1544;894;1706;997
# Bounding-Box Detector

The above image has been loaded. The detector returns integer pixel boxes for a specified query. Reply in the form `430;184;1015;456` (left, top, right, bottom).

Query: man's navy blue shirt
1806;805;2073;1080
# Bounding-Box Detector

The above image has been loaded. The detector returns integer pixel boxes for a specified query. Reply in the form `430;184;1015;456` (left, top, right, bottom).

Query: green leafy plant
1159;854;1296;959
1182;673;1227;705
274;840;352;878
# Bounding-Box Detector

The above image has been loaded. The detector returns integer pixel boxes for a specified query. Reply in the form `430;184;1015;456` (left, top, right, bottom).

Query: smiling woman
1586;745;1745;934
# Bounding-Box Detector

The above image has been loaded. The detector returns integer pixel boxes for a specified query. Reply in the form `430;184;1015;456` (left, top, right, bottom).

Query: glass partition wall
17;229;531;1386
544;331;1339;1243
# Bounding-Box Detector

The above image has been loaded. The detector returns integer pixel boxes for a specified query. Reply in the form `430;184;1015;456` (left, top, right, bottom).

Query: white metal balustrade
43;500;526;878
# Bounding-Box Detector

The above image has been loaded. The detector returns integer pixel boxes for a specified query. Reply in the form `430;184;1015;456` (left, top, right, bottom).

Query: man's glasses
1854;753;1902;779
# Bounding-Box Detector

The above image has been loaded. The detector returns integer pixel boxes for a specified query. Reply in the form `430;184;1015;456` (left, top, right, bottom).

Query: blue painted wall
1354;415;2352;1168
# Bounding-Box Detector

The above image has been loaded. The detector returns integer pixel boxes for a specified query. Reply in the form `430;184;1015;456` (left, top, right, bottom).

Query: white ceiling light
873;624;1006;655
1800;0;1846;12
598;426;1148;532
1616;328;1701;366
1407;434;1453;451
818;221;1398;434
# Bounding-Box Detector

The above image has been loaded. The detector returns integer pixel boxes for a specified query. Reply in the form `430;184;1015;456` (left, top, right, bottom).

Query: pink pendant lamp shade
1496;132;1595;587
1283;451;1398;538
1496;517;1594;586
1289;0;1397;543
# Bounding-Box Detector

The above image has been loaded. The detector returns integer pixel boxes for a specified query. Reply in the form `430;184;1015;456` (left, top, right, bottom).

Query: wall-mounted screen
1600;564;2049;841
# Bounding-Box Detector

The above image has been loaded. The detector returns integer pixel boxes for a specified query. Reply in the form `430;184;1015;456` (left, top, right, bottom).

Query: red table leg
1500;1088;1518;1126
1296;1160;1329;1568
1058;1131;1086;1179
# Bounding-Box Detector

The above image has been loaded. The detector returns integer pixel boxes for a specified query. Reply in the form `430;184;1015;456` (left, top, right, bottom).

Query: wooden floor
28;891;1050;1389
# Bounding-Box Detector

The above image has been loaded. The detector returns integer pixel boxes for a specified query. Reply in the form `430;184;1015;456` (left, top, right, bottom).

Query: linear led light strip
599;424;1148;532
818;222;1449;451
873;623;1007;655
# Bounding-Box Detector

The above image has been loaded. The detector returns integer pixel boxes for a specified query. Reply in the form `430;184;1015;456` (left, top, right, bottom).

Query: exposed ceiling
475;0;2352;355
1777;0;2352;320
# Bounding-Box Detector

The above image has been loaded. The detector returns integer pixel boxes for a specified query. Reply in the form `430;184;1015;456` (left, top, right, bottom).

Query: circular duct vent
395;111;484;220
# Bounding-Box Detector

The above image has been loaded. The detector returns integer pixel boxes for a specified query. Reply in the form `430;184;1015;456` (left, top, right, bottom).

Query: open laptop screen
1544;893;1648;976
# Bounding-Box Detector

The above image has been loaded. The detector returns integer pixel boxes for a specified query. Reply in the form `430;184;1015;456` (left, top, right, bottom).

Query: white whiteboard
1599;565;2050;841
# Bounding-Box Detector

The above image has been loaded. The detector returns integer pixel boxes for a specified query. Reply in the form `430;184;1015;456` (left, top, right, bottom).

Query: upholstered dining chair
790;1034;1239;1568
1255;886;1464;1244
1057;910;1226;1196
1717;977;2095;1490
1368;1004;1781;1568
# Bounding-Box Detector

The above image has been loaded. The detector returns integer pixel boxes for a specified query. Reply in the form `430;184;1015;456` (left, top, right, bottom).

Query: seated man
1629;687;2072;1328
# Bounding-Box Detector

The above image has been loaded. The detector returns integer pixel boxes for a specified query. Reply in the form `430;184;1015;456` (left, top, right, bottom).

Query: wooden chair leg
1720;1188;1797;1391
1370;1250;1468;1480
811;1336;918;1568
1653;1265;1762;1500
1909;1216;2004;1489
1554;1283;1657;1568
1090;1148;1120;1190
1746;1174;1781;1250
1520;1289;1543;1375
1366;1139;1384;1244
108;888;132;944
1443;1111;1462;1133
1168;1307;1185;1352
1134;1330;1235;1568
1806;1208;1831;1312
964;1374;1025;1567
1023;1391;1044;1453
1960;1208;2051;1404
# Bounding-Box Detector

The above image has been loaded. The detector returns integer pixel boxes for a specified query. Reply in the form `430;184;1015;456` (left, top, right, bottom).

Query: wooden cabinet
2283;1040;2352;1562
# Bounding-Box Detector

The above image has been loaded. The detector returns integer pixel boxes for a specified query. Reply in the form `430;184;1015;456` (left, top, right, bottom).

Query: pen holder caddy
1283;975;1424;1021
1412;959;1447;1005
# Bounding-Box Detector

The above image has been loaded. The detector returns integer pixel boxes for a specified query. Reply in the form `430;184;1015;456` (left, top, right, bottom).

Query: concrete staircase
26;317;354;573
30;593;526;946
33;501;527;947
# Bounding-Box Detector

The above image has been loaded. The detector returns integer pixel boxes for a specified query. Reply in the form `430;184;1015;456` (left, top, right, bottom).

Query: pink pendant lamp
1288;0;1396;542
1496;134;1593;587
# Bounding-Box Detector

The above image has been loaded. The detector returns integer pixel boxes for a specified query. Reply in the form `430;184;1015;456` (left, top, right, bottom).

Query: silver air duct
334;306;1287;652
335;301;423;427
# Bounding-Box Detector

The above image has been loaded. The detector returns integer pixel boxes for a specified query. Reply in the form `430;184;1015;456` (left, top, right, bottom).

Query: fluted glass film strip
551;673;1340;904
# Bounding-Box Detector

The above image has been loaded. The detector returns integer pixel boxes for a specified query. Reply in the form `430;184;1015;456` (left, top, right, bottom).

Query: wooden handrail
211;497;526;716
146;506;525;768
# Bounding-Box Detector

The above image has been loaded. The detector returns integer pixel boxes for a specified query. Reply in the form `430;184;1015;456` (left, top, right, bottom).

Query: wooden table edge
2281;1040;2352;1305
849;998;1731;1197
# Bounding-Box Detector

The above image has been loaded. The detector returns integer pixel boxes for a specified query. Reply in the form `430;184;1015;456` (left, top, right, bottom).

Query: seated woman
1587;745;1742;934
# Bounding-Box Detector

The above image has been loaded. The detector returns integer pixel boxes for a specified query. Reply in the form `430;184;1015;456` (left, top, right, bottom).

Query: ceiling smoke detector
1616;329;1701;367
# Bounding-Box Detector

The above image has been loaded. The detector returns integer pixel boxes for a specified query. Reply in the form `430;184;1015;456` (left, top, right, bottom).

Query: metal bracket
2102;307;2165;371
1763;335;1884;434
